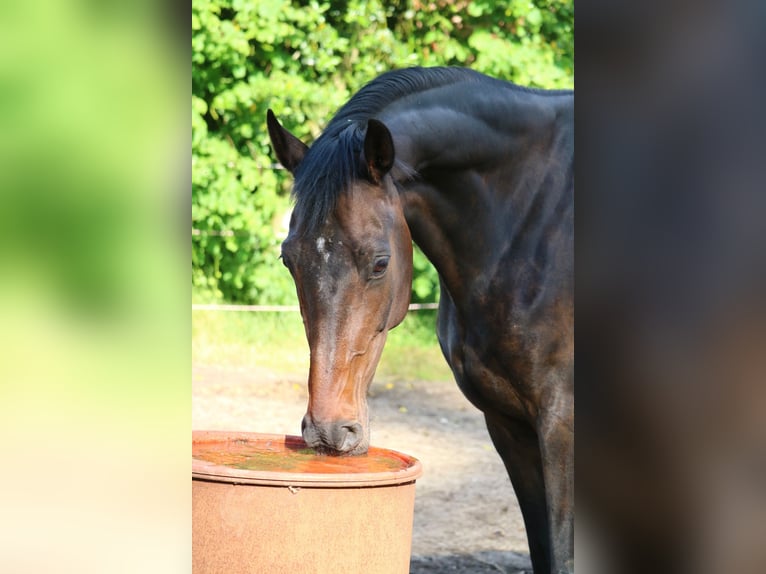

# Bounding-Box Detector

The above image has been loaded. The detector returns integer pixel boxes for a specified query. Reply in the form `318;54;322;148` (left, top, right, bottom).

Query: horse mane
289;67;568;234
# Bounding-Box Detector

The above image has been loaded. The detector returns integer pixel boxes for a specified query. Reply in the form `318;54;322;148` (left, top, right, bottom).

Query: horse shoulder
437;243;572;423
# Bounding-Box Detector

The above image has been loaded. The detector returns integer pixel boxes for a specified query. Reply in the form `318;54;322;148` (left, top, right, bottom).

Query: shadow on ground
411;550;532;573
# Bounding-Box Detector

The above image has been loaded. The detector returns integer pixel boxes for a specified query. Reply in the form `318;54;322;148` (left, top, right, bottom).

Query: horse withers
267;67;573;574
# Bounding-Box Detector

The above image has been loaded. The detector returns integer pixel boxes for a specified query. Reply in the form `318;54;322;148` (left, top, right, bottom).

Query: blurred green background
0;1;187;572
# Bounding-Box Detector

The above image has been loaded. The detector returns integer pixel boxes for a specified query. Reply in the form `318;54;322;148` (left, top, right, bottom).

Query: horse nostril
343;423;363;436
339;423;363;452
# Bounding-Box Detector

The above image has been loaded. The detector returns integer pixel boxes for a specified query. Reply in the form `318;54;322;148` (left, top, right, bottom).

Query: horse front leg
485;412;551;574
538;395;575;573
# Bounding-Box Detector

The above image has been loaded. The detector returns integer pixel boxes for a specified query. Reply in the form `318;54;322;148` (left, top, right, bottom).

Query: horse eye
371;256;389;277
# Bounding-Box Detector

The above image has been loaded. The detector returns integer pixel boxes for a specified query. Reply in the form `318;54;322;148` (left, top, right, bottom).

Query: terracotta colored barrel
192;431;423;574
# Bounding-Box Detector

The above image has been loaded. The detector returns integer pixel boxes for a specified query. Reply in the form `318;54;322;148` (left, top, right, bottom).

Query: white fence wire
192;303;439;312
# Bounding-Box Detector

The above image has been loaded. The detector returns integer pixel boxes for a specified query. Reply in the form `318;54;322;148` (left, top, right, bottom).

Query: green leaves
192;0;573;304
412;247;439;302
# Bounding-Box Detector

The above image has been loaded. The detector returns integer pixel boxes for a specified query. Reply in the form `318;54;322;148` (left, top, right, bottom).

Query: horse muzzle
301;415;368;455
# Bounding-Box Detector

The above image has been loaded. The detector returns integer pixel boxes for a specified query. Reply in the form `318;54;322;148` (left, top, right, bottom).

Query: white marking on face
316;236;330;262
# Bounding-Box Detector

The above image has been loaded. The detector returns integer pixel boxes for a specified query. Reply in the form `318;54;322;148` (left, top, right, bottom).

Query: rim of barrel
192;430;423;488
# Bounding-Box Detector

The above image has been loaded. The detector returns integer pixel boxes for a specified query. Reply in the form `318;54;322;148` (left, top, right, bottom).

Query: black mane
290;67;567;233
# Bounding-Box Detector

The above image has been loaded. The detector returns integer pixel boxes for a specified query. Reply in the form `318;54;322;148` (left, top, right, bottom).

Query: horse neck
385;87;574;307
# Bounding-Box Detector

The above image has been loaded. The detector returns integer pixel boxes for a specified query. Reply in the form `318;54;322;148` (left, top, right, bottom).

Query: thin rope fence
192;302;439;312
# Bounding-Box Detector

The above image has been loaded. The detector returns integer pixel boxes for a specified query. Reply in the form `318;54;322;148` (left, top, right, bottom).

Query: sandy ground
193;363;532;574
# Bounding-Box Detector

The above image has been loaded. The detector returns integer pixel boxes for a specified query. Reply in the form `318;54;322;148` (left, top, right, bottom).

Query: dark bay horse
267;67;573;574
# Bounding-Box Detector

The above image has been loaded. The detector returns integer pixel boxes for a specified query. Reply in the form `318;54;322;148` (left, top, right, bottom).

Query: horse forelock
292;122;365;235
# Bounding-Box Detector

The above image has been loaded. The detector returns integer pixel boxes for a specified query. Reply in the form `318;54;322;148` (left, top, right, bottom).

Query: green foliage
192;0;573;304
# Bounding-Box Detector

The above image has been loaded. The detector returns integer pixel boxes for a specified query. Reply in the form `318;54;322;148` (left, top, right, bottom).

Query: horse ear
364;119;395;183
267;109;308;173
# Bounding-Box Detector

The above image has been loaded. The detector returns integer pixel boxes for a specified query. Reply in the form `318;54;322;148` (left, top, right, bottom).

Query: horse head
267;110;412;455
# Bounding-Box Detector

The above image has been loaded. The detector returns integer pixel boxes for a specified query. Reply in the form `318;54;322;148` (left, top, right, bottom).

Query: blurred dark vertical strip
576;1;766;573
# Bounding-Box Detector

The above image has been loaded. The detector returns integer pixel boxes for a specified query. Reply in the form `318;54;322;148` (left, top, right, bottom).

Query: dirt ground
193;364;532;574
